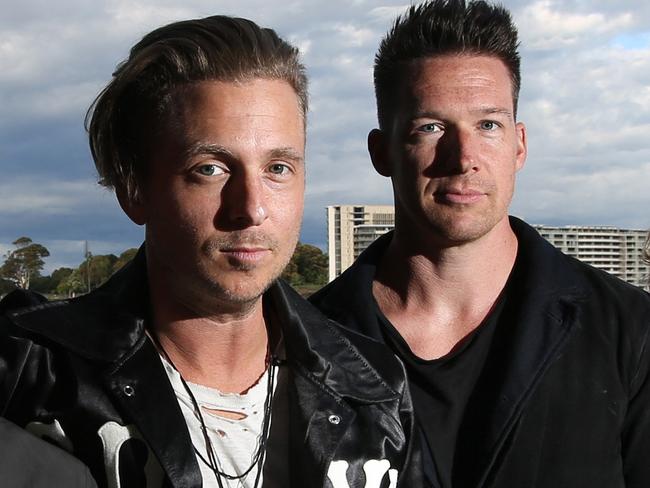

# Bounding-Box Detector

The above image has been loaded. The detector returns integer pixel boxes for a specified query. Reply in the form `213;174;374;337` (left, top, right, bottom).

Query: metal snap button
123;385;135;397
328;414;341;425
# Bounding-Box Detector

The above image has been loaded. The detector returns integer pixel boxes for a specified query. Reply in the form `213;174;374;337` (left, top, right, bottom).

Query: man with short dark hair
0;15;420;488
311;1;650;487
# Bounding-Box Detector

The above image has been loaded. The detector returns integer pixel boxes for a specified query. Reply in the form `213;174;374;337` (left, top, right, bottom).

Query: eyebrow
474;107;513;117
411;107;514;119
268;147;304;164
184;142;303;163
184;142;235;160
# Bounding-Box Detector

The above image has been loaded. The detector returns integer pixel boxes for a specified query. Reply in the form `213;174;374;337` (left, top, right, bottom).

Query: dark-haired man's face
123;79;305;311
370;54;527;247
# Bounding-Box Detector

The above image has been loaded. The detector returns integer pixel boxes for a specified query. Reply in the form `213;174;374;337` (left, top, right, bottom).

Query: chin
207;271;279;304
425;215;495;245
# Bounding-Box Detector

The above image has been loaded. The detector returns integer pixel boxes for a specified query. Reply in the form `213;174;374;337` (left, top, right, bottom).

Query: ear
368;128;392;177
514;121;527;171
116;187;147;226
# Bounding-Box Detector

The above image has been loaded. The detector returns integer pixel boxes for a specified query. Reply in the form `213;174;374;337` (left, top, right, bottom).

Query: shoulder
0;289;48;314
0;417;97;487
518;225;650;390
512;216;650;317
549;246;650;326
571;255;650;307
327;316;409;393
0;285;145;363
272;280;408;397
310;231;389;309
310;234;390;341
568;256;650;364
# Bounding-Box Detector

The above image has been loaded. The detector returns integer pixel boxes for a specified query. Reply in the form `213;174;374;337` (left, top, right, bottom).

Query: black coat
311;217;650;488
0;249;421;488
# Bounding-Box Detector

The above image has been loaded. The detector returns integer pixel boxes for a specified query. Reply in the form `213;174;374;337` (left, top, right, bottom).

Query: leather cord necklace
151;333;276;488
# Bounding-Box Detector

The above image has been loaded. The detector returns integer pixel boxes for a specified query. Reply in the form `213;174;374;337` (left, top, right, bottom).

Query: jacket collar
266;280;400;403
8;246;150;365
312;216;588;336
9;245;399;404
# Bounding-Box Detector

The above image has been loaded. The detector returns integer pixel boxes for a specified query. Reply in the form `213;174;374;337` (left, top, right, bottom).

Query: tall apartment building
326;205;394;281
533;225;649;288
326;204;649;288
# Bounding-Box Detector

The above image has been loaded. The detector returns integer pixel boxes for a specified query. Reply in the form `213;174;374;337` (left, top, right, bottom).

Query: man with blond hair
0;15;420;488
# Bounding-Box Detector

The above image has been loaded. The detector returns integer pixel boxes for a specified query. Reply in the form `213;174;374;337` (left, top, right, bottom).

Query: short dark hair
86;15;308;202
374;0;521;130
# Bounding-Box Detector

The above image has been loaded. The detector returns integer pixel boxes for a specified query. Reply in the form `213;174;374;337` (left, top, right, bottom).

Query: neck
374;218;518;359
148;280;271;394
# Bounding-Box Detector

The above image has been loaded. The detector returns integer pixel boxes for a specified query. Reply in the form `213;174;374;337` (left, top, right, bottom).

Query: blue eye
268;163;290;175
480;121;498;130
196;164;225;176
418;123;442;133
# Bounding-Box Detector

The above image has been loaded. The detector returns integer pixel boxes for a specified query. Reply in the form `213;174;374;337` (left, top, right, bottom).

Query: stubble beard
199;229;299;304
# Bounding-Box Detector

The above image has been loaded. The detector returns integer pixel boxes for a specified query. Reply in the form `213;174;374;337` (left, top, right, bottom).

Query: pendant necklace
151;333;276;488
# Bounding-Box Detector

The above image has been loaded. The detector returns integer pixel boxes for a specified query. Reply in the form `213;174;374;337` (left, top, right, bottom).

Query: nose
457;129;479;173
438;127;480;175
222;171;268;228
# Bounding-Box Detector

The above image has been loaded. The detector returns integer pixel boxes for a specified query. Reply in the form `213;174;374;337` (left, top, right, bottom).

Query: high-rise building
326;205;394;281
326;204;650;288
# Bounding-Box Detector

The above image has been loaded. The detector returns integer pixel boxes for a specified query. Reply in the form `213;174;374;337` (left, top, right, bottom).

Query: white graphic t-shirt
161;356;286;488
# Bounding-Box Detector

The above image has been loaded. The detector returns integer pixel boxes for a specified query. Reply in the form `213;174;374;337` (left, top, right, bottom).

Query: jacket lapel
268;280;399;487
288;369;355;486
102;335;201;488
453;218;588;487
453;288;582;487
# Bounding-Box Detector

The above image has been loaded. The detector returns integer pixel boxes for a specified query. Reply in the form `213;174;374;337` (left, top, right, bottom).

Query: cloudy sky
2;0;650;273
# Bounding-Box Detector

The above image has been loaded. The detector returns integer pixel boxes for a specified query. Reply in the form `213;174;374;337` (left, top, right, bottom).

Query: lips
202;232;278;268
435;188;486;204
220;247;271;263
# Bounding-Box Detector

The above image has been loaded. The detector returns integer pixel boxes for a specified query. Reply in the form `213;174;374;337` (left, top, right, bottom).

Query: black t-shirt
377;288;509;488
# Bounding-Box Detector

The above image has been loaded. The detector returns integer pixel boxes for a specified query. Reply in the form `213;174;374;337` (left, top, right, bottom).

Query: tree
31;267;74;295
56;268;86;297
78;254;118;292
51;267;75;287
112;248;139;274
281;257;300;284
294;244;328;285
282;243;328;286
0;237;50;289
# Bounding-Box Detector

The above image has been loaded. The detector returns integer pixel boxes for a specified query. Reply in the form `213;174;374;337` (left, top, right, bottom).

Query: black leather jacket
311;217;650;488
0;249;421;488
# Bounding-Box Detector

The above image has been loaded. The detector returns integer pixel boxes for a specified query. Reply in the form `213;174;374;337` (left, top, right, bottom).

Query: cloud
518;0;634;50
1;82;100;128
332;24;377;47
368;5;410;23
0;178;103;216
1;0;649;274
513;161;650;229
